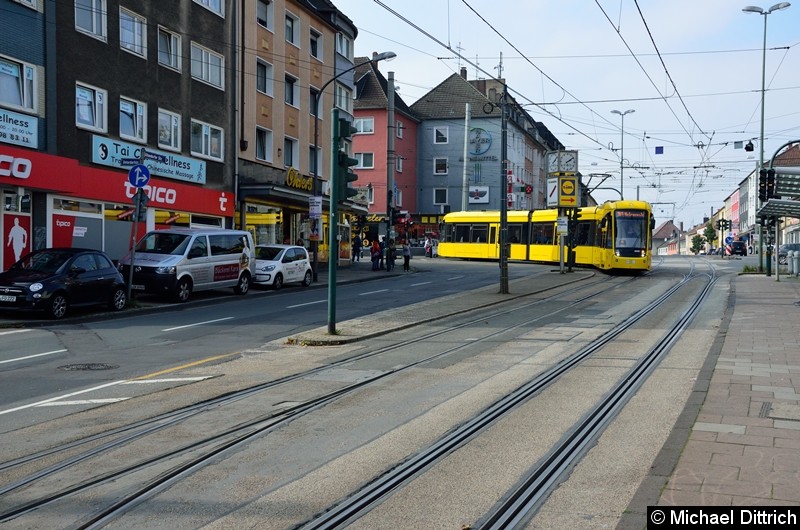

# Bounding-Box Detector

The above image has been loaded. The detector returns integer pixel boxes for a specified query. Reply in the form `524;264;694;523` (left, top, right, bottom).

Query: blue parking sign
128;164;151;188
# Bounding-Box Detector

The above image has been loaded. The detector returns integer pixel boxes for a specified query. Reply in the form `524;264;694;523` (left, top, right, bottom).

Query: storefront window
54;198;102;214
4;191;31;213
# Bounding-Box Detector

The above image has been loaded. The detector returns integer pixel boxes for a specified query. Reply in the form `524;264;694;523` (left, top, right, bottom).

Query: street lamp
610;109;635;200
743;3;790;272
311;51;396;282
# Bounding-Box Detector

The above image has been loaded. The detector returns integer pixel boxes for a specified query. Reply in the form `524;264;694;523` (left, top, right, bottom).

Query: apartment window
334;83;352;114
120;97;146;142
191;43;223;88
310;29;322;60
284;74;298;107
256;59;273;96
256;0;273;30
355;153;374;169
75;0;107;40
285;12;299;46
191;119;223;161
367;186;374;204
354;117;374;134
395;156;403;173
256;127;272;162
310;87;320;117
434;126;448;144
75;82;106;132
434;188;448;205
14;0;36;8
283;137;298;168
335;32;352;61
158;109;180;150
120;8;146;57
395;190;403;207
396;120;404;139
434;157;448;175
194;0;223;17
158;27;181;70
0;56;36;111
309;145;320;174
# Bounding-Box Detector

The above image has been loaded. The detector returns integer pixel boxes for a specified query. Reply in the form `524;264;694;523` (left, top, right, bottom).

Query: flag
655;146;664;155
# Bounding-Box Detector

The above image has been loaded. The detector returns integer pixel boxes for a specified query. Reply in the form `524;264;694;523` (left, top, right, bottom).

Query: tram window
490;226;497;244
471;224;487;243
455;225;470;243
531;222;554;244
574;221;594;246
443;224;454;242
508;224;524;244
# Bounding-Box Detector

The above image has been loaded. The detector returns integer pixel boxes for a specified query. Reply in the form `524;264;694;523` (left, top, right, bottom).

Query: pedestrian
352;234;362;262
370;240;381;271
402;239;411;272
424;236;432;258
386;238;396;272
296;237;304;247
379;236;386;270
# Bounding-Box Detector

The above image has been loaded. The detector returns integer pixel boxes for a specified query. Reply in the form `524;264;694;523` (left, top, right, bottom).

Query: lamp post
610;109;635;200
311;51;396;282
743;2;790;273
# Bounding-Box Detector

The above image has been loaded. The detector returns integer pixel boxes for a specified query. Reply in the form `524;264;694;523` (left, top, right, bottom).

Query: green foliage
703;223;717;245
690;234;706;255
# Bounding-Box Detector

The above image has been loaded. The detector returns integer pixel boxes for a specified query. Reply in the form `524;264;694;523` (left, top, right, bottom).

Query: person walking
379;236;386;270
402;239;411;272
352;234;362;262
386;238;396;272
370;240;381;271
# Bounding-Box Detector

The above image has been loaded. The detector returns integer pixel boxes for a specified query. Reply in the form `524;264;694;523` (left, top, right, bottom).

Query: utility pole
386;72;396;243
499;82;509;294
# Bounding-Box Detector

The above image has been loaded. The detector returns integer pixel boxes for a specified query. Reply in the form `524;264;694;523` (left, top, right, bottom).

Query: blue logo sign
469;128;492;155
128;164;151;188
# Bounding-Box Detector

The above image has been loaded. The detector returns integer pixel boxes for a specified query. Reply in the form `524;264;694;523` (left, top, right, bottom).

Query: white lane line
410;281;432;287
0;329;32;336
162;317;234;332
287;299;326;309
121;377;212;384
0;349;68;365
0;380;126;416
360;289;389;296
36;399;129;406
447;275;465;280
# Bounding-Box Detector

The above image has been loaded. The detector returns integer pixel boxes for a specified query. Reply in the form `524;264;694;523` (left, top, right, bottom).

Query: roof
410;73;502;120
353;57;417;119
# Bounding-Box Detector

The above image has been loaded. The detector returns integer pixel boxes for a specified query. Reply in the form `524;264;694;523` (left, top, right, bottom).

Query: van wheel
272;273;283;291
109;286;127;311
301;270;312;287
48;292;68;319
174;278;192;303
235;272;250;295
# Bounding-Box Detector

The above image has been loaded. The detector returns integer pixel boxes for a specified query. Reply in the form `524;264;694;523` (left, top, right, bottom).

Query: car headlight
155;266;176;274
259;264;276;272
29;283;44;292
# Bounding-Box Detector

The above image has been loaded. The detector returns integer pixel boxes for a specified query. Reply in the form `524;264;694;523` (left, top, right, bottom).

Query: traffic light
388;207;397;226
758;168;768;202
334;117;358;204
715;219;721;230
766;168;777;199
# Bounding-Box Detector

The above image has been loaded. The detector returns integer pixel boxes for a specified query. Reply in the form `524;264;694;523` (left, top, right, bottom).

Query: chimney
460;67;467;79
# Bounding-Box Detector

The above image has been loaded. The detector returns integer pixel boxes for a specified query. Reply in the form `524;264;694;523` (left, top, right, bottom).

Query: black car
729;241;747;256
0;248;127;319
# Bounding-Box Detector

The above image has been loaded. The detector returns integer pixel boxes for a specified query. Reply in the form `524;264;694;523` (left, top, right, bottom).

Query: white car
253;244;312;290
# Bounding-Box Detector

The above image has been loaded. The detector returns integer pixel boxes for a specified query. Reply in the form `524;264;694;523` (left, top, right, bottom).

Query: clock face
547;152;559;173
561;152;577;171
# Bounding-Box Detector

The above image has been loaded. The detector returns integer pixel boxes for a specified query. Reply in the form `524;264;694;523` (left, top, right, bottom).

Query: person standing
424;236;432;258
379;236;386;270
370;240;381;271
386;238;396;272
352;234;362;262
402;239;411;272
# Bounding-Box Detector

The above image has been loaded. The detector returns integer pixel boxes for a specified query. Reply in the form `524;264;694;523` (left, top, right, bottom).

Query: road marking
162;317;234;332
0;349;68;365
287;299;326;308
447;275;465;281
36;398;129;406
122;377;212;384
0;380;126;416
410;281;432;287
132;352;241;380
0;329;31;336
360;289;389;296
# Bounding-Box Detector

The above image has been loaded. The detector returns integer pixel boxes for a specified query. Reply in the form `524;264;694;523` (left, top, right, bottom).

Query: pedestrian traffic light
334;117;359;204
758;168;768;202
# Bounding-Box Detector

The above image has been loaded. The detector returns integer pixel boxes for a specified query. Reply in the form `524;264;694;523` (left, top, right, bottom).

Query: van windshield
135;233;191;255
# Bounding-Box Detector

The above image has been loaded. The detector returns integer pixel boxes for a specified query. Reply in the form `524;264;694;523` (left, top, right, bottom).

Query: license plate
131;284;145;291
0;295;16;302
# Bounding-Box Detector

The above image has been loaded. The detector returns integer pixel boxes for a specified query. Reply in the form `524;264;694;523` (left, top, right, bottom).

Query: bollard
793;250;800;278
789;250;795;275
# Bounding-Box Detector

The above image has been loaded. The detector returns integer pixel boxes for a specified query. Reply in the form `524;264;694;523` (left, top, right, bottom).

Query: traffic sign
725;236;732;245
558;176;577;207
120;158;140;166
128;164;151;188
547;178;558;207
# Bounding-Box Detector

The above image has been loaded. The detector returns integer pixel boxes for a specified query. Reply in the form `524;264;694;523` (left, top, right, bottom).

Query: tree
703;223;717;249
690;235;706;255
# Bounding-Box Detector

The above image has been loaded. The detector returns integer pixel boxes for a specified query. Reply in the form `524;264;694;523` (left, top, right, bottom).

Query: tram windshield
614;210;648;253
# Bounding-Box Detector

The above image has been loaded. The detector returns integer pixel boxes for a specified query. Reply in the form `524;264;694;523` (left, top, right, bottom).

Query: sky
332;0;800;228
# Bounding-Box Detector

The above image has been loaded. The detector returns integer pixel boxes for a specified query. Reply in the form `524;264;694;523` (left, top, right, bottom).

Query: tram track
0;266;707;529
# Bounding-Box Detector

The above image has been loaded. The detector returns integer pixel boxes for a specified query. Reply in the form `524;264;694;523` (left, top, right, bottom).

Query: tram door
490;226;497;258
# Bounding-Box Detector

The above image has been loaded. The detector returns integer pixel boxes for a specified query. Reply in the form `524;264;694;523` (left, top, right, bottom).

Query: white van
118;228;254;302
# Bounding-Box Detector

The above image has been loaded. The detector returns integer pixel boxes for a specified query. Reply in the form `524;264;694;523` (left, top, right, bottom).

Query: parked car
0;248;127;319
729;241;747;256
253;244;312;290
778;243;800;265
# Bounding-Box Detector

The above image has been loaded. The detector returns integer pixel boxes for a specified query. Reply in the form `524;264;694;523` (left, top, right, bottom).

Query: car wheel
234;272;250;295
779;256;787;265
272;273;283;291
48;292;68;319
174;278;192;303
109;286;127;311
301;270;312;287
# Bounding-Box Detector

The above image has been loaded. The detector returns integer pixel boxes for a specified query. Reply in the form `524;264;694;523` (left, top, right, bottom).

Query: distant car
0;248;127;319
253;244;312;290
729;241;747;256
778;243;800;264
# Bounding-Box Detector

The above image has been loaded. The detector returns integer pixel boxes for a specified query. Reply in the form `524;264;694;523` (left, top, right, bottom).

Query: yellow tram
437;200;654;273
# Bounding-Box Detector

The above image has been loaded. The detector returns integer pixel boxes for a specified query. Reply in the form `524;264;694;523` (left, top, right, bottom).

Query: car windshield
11;251;72;274
256;246;283;260
135;233;190;255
